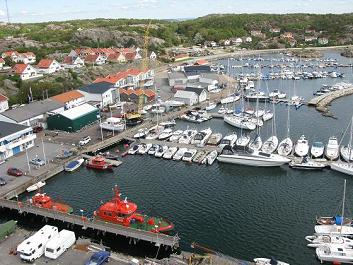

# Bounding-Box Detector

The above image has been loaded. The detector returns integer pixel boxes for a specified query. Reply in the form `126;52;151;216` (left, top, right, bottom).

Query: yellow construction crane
142;20;152;71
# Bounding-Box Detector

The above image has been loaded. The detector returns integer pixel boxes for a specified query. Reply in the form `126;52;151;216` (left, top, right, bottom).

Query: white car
30;158;45;166
79;136;91;146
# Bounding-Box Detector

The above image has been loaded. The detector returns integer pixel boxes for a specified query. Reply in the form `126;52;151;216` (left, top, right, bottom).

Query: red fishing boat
29;193;73;213
86;156;113;170
94;186;174;233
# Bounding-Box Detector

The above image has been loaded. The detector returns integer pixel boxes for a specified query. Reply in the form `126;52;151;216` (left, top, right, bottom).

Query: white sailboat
311;141;325;158
261;101;278;154
331;162;353;176
248;135;263;151
262;110;273;122
341;116;353;162
236;134;251;147
224;116;256;130
294;135;309;157
325;136;340;160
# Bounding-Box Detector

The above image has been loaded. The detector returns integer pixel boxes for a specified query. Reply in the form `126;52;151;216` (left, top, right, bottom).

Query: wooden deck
0;198;179;248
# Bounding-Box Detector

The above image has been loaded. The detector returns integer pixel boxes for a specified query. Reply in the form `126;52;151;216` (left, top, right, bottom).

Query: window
38;243;42;249
46;248;54;253
56;247;61;252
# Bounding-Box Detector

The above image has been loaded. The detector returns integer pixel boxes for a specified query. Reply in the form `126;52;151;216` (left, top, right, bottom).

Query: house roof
174;90;197;99
63;56;73;64
119;88;156;97
195;59;208;66
0;93;8;102
2;51;18;57
0;121;31;139
84;54;100;63
184;65;211;73
0;99;65;122
0;58;4;63
185;86;206;96
60;103;98;120
125;52;136;61
168;72;187;80
79;82;115;94
51;90;84;104
37;59;54;69
12;64;29;74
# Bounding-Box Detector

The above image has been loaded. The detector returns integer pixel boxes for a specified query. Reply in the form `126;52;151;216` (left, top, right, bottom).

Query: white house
78;82;117;108
84;54;106;65
199;74;219;91
0;94;9;113
184;87;208;103
173;90;199;106
37;59;62;74
235;38;243;46
0;58;5;69
51;90;86;109
0;121;37;163
62;56;85;69
17;52;36;64
12;64;41;80
245;36;253;43
149;51;157;60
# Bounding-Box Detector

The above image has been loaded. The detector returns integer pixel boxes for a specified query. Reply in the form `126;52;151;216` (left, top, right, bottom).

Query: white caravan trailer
17;225;59;262
45;229;76;259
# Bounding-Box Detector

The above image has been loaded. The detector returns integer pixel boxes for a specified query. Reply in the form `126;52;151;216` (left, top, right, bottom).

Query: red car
7;168;23;176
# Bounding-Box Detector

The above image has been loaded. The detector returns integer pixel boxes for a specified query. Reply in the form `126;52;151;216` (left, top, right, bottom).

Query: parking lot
0;137;72;197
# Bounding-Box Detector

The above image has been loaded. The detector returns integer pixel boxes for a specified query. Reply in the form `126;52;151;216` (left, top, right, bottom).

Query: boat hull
217;153;290;167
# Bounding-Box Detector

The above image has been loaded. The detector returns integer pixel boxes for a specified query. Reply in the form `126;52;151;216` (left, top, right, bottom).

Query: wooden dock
0;198;179;248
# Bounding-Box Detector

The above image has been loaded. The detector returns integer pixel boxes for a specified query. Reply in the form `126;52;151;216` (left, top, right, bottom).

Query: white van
17;225;59;262
45;229;76;259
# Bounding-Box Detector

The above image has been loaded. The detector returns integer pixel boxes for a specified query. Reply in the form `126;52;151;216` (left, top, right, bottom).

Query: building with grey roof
0;99;65;126
78;82;118;108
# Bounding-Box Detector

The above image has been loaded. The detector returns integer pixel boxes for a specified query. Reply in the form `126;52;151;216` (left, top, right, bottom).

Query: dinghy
64;158;85;172
26;181;46;192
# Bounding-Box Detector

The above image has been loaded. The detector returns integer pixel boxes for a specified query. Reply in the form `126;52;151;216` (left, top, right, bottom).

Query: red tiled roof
0;93;8;102
84;54;99;63
12;64;28;74
2;50;19;57
125;52;136;61
37;59;54;69
195;59;208;65
51;90;84;103
0;58;5;63
144;89;156;97
22;52;36;58
63;56;73;64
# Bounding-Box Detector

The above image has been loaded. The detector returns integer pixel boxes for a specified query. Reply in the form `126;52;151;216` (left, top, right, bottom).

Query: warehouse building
47;103;99;132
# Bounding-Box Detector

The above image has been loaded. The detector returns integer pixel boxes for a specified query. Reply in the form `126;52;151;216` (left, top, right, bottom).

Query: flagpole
41;137;47;165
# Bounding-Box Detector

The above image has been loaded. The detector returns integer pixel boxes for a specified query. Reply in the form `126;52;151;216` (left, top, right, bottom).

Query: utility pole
41;137;47;165
25;146;31;174
5;0;10;23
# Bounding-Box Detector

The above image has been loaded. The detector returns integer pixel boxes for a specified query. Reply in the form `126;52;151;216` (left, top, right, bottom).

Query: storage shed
47;104;99;132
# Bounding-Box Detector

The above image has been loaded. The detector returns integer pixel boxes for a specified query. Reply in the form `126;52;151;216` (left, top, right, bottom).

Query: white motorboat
316;244;353;264
146;125;164;140
150;105;166;114
221;95;240;104
182;149;197;162
236;135;251;147
315;224;353;236
163;147;178;159
179;130;197;144
100;117;126;132
289;157;326;170
158;128;173;140
137;143;152;155
133;128;149;139
191;128;212;147
325;136;340;160
26;181;46;192
64;158;85;172
269;89;280;98
262;111;273;121
218;133;237;149
147;144;158;155
254;258;289;265
261;136;279;154
218;147;290;167
295;135;309;157
201;150;218;165
331;162;353;176
193;150;207;163
254;109;265;118
277;138;293;156
218;106;228;114
245;91;269;101
311;141;325;158
173;148;188;161
169;130;184;142
155;145;168;158
305;234;353;248
224;116;256;130
248;135;262;151
159;119;176;127
207;133;223;146
128;144;140;155
205;102;217;111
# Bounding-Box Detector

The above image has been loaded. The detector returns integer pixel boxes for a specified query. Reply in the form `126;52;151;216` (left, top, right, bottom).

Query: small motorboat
311;141;325;158
179;130;197;144
155;145;168;158
253;257;289;265
101;152;120;161
86;156;113;170
169;130;184;143
64;158;85;172
207;133;223;146
137;143;152;155
159;119;176;127
158;128;173;140
182;149;197;162
26;181;46;192
163;147;178;159
128;144;140;155
325;136;339;160
191;128;212;147
218;133;237;149
192;150;208;163
295;135;309;157
289;157;326;170
201;150;218;165
205;102;217;111
147;144;158;155
55;150;73;159
29;193;73;213
173;148;188;161
305;234;353;248
133;128;149;139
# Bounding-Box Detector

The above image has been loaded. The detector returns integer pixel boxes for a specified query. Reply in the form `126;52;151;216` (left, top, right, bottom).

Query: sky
0;0;353;23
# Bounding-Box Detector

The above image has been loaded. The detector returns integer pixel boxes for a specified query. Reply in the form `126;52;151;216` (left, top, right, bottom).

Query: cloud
0;9;5;17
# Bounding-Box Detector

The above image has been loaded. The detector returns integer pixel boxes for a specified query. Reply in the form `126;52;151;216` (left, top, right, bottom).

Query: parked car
30;158;45;166
33;126;43;133
0;177;7;186
79;136;91;146
85;251;110;265
7;167;23;176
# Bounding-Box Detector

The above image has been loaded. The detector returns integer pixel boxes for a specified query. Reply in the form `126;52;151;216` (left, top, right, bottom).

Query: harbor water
10;51;353;264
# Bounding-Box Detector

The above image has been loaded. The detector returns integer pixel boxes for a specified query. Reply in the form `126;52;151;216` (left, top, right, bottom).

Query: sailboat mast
341;179;347;231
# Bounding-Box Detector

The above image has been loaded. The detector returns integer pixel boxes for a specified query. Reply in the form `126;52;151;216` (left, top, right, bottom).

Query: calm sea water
4;51;353;265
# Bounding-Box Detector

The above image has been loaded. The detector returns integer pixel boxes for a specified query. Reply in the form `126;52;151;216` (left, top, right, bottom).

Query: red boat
94;186;174;233
29;193;73;213
86;156;113;170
